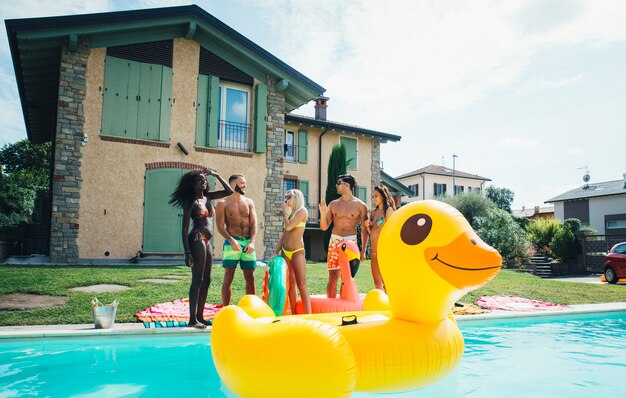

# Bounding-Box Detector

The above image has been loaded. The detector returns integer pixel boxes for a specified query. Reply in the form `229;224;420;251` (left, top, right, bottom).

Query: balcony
217;120;251;152
284;143;299;162
307;205;320;224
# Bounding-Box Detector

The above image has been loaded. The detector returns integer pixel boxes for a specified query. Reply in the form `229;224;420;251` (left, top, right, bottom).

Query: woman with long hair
274;189;311;314
170;168;232;328
364;185;396;291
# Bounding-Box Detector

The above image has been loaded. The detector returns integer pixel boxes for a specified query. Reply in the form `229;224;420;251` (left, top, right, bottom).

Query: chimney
314;96;329;121
534;206;540;215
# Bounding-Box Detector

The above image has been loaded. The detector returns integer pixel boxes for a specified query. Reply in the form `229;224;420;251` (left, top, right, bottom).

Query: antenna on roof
441;155;445;168
578;166;590;188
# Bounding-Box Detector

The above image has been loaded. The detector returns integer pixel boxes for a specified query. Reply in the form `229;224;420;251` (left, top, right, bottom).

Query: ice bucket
93;304;117;329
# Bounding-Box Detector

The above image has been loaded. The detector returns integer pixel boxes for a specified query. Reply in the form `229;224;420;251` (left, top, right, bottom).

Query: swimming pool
1;312;624;397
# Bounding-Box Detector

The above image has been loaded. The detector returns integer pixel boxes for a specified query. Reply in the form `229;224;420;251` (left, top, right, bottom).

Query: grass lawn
0;262;625;327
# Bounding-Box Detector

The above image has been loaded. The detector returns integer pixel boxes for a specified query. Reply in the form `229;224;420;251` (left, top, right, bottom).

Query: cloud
567;147;583;155
498;136;539;149
514;73;586;95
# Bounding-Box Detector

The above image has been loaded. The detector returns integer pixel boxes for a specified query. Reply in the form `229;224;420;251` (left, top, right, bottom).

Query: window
408;184;419;197
101;56;172;141
434;183;447;196
285;131;296;161
284;179;297;193
217;83;251;151
340;136;358;170
607;220;626;230
615;244;626;254
454;185;464;195
357;186;367;203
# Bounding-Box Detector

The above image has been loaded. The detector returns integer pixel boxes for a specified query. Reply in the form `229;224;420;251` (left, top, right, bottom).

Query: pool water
1;312;624;397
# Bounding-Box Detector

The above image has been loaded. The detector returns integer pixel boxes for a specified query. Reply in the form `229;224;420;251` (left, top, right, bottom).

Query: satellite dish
583;174;590;183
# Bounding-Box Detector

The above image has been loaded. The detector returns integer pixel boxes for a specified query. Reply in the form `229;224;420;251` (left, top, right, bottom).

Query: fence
581;234;626;273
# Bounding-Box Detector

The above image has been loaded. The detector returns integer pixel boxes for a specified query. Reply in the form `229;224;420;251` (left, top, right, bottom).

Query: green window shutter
253;83;267;153
207;75;219;148
146;64;163;141
158;65;172;142
298;129;308;163
125;60;141;139
101;56;121;136
137;63;153;139
298;180;309;206
111;58;130;137
341;137;358;170
358;186;367;202
195;75;209;147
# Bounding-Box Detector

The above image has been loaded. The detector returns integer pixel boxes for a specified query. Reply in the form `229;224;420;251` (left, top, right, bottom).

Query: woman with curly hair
170;168;232;328
364;185;396;291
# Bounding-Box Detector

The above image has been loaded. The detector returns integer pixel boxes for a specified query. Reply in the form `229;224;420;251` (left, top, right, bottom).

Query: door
143;168;183;253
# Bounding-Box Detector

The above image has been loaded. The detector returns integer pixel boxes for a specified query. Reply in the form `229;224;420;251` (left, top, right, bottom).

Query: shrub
550;218;582;261
474;207;533;265
526;218;561;251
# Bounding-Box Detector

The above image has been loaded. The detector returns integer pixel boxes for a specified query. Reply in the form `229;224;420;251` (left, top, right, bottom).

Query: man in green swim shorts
216;174;258;305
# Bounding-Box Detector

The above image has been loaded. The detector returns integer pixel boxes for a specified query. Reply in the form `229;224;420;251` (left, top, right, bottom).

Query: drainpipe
318;128;329;205
421;174;426;200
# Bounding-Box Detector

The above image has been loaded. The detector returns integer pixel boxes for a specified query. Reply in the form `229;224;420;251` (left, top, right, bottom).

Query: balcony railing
284;143;298;162
217;120;251;152
307;205;320;224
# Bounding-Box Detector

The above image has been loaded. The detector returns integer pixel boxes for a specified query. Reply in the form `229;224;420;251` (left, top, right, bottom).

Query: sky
1;0;625;210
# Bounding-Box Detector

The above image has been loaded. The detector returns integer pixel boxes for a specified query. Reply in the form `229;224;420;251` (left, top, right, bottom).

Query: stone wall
371;138;381;189
263;78;286;259
50;38;89;263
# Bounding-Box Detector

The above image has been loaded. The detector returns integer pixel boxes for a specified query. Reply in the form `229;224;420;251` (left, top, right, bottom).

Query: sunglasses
336;180;346;186
285;194;292;200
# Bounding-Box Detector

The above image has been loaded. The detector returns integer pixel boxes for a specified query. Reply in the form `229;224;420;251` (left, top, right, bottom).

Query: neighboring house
6;5;400;264
396;165;491;202
512;206;554;220
545;174;626;235
381;170;413;209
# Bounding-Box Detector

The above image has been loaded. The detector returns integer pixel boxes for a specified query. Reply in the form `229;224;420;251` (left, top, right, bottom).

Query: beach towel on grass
475;295;570;312
135;299;223;327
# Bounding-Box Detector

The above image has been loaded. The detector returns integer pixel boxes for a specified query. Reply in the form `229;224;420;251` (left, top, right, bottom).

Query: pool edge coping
1;302;625;339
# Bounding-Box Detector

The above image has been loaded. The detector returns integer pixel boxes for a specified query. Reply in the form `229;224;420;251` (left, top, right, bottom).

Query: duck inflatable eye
400;214;432;245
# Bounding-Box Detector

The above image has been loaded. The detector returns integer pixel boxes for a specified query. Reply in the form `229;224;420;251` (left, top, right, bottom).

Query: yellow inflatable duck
211;200;502;397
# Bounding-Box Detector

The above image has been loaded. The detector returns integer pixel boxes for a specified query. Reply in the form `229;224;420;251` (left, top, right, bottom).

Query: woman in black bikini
170;168;232;328
364;185;396;291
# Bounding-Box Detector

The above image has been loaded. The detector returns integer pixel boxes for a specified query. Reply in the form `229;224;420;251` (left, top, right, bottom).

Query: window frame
217;81;252;150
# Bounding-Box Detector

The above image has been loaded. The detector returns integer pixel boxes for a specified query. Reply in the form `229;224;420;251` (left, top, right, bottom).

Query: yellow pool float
211;200;502;397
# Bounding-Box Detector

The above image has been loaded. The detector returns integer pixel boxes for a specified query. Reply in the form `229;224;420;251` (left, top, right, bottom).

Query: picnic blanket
475;295;570;312
135;299;223;328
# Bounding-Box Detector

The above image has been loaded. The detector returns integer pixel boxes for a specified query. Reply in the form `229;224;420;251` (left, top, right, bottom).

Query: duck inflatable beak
424;231;501;290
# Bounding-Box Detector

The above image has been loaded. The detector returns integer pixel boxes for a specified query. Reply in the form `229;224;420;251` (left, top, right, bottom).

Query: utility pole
452;154;458;196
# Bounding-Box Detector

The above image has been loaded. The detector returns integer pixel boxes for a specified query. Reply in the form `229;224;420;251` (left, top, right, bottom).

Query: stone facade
263;78;286;259
50;38;89;263
371;138;381;189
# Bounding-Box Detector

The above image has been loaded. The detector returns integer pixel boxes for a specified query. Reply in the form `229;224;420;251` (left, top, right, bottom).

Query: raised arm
206;170;233;200
319;199;333;231
283;207;307;231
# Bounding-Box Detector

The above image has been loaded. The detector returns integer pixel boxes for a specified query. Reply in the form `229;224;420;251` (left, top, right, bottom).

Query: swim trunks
327;234;357;271
223;236;257;269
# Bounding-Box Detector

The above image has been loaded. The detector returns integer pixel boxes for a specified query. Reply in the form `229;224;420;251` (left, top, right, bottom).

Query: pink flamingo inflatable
295;239;364;313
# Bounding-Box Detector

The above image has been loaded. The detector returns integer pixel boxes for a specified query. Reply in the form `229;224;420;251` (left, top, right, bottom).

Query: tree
439;191;495;227
322;143;348;251
474;207;533;265
485;186;514;213
0;139;51;227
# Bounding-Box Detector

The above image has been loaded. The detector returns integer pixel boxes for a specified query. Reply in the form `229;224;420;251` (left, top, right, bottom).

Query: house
6;5;400;264
380;170;413;209
545;174;626;235
512;206;554;220
395;165;491;202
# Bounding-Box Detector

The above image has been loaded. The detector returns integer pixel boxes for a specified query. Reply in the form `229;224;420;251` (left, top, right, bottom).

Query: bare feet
188;322;207;329
198;318;213;326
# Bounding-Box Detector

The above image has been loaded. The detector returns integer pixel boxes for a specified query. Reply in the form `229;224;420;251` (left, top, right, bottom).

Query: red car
604;242;626;284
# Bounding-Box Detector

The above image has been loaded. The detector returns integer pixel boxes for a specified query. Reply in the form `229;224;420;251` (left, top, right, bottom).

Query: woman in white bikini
364;185;396;291
274;189;311;314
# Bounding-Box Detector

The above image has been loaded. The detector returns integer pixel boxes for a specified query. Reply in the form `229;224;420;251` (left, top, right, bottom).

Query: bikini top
288;212;306;228
192;199;211;222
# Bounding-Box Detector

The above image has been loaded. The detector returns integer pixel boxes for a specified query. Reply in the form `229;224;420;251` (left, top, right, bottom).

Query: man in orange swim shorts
319;174;369;298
